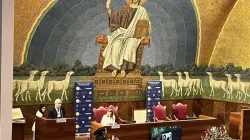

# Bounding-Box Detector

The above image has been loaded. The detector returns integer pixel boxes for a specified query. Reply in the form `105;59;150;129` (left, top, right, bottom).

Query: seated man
103;0;151;77
101;109;116;126
48;99;66;119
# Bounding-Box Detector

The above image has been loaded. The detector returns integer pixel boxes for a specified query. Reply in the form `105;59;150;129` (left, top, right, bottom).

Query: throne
93;20;150;96
152;104;171;122
93;106;108;123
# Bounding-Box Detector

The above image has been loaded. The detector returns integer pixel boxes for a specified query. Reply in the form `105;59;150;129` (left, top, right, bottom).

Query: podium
12;119;26;140
35;117;75;140
12;108;26;140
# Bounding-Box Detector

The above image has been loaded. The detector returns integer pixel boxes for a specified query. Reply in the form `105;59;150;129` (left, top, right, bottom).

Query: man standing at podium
48;99;66;119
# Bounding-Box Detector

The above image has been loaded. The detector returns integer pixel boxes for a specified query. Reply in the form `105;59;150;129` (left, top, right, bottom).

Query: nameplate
111;124;120;129
56;118;67;123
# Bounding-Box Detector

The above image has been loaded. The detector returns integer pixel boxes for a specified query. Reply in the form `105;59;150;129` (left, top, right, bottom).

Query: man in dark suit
48;99;66;119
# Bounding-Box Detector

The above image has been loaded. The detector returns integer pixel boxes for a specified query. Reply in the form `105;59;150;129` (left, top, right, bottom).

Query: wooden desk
35;117;75;140
91;115;219;140
229;112;241;139
240;109;250;140
12;120;26;140
229;109;250;140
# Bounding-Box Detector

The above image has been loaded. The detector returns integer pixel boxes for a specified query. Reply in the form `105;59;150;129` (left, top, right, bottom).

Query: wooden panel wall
241;109;250;140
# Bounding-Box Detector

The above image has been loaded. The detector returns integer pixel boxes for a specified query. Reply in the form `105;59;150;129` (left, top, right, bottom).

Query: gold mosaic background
196;0;238;66
14;0;51;66
14;0;250;68
209;0;250;69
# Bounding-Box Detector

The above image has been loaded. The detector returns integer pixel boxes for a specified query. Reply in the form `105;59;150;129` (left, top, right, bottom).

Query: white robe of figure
102;6;151;69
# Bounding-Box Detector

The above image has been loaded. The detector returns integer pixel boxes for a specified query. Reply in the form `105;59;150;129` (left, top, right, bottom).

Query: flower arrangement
201;125;236;140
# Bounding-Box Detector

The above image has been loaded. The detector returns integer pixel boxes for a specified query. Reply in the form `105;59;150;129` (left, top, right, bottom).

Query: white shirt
31;111;43;132
101;114;116;126
55;107;61;118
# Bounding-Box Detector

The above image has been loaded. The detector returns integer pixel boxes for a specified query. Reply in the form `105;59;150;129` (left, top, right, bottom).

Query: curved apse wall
27;0;198;68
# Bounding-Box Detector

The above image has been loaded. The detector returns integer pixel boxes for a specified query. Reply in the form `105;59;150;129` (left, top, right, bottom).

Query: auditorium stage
15;98;250;139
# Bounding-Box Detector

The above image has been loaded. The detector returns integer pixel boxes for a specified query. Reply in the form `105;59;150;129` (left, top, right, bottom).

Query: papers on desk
133;109;147;123
12;108;24;120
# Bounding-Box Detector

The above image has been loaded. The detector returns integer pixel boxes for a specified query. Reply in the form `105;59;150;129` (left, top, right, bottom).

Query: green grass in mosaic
13;76;85;105
13;76;250;105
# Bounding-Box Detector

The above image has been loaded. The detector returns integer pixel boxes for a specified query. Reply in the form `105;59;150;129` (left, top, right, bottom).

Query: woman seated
101;109;116;126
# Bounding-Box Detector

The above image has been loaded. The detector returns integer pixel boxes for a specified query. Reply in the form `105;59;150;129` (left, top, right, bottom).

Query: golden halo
126;0;147;6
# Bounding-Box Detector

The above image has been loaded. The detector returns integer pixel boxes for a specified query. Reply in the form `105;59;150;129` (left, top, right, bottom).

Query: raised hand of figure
106;0;111;7
95;34;108;45
105;0;112;15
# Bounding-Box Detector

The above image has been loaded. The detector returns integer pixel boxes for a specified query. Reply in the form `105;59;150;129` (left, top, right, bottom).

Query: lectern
35;117;75;140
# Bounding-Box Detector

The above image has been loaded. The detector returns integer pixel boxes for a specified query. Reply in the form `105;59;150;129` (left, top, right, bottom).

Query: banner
146;81;163;122
74;81;94;134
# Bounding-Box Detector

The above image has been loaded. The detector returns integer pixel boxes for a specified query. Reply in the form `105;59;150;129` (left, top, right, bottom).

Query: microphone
118;117;124;122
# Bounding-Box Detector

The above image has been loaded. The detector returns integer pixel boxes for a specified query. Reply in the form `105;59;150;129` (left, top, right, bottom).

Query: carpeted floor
24;135;90;140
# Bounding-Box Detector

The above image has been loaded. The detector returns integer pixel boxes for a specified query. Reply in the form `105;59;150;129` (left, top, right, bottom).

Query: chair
93;106;108;123
95;20;150;73
93;20;151;97
172;103;188;120
152;104;171;122
106;105;136;124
